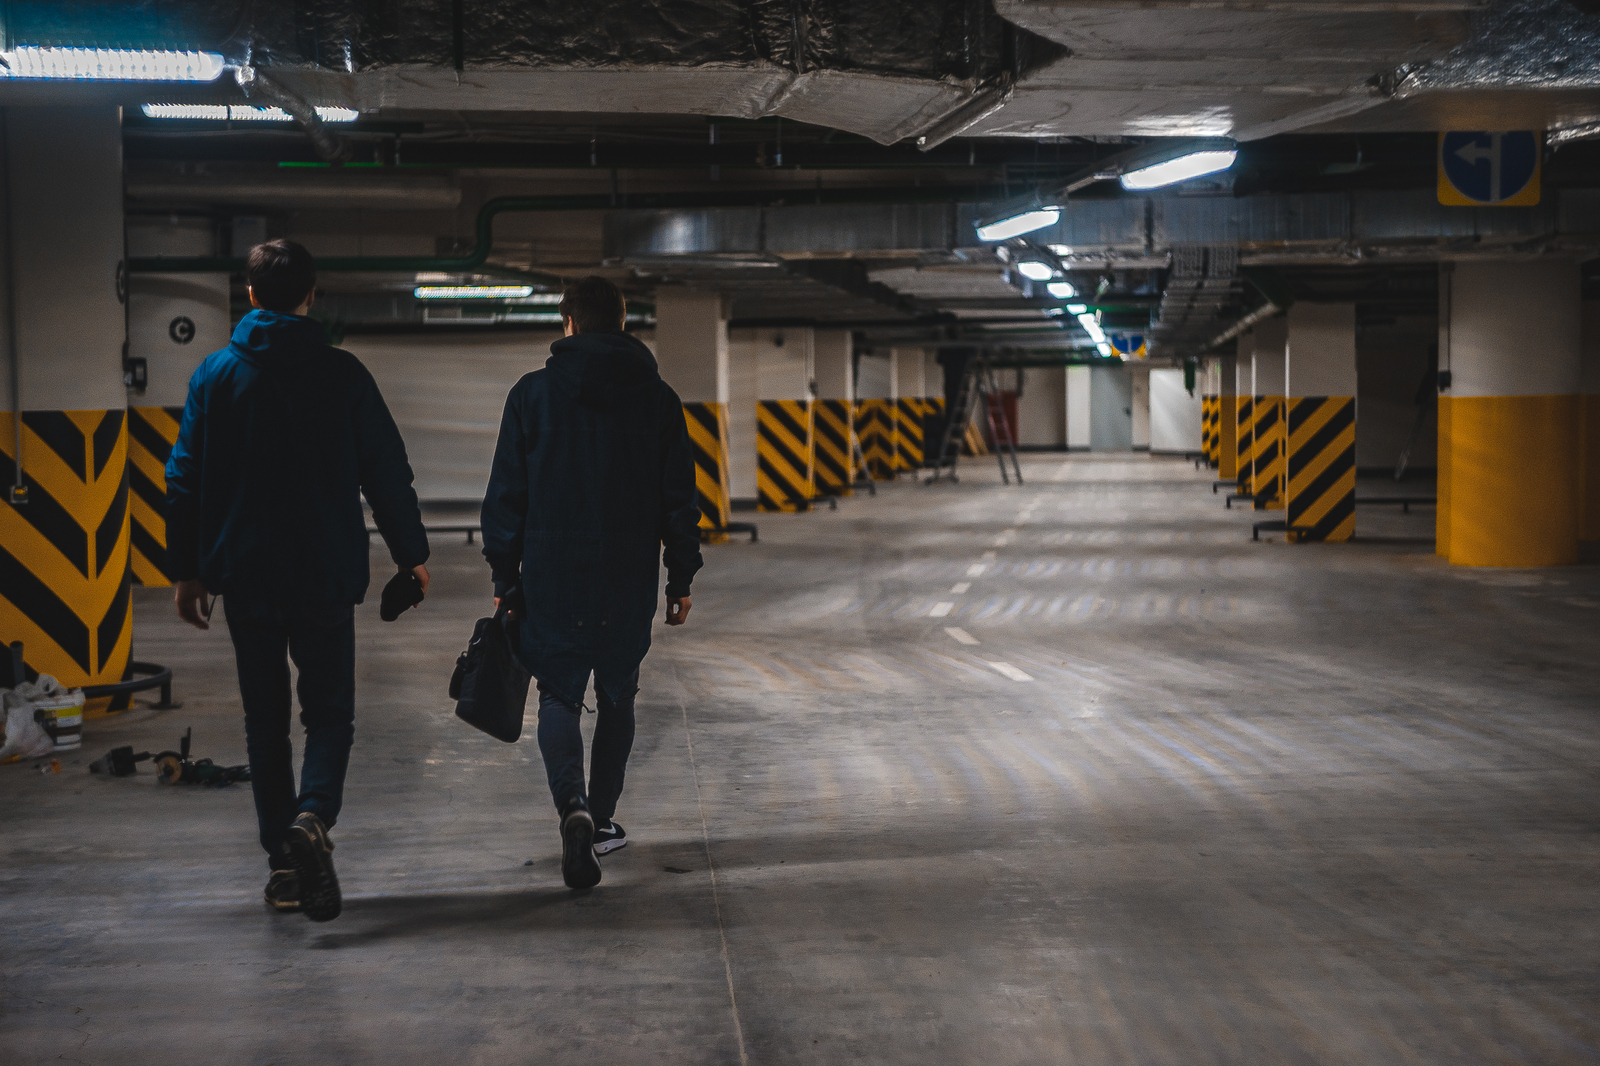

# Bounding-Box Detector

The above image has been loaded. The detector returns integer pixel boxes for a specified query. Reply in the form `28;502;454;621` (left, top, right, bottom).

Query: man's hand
666;596;692;626
174;579;212;631
411;563;430;595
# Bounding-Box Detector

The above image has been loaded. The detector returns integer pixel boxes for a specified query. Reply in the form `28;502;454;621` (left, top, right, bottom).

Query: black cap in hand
380;570;425;621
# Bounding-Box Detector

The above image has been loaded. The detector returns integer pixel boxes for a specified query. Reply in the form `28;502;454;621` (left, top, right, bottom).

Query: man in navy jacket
481;275;702;890
166;240;429;921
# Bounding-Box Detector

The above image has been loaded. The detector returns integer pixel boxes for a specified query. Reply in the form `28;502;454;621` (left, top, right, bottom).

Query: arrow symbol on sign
1455;132;1503;203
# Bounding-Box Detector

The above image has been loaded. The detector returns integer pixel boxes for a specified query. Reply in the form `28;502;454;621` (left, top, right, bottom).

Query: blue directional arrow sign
1438;131;1541;206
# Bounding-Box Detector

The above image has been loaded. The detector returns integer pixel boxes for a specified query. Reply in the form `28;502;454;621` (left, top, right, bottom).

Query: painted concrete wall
1017;366;1067;447
1066;365;1091;449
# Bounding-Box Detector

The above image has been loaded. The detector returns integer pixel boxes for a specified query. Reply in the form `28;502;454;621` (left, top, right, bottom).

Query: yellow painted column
1251;317;1288;510
0;107;131;712
1217;352;1238;480
1436;395;1453;556
1284;303;1356;542
1443;259;1581;567
655;289;733;538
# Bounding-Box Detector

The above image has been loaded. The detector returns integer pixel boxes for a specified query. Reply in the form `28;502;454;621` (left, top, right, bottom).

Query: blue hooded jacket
480;329;703;705
165;310;428;606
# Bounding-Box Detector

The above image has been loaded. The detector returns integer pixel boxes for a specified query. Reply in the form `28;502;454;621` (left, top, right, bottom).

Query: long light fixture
1;47;225;81
142;103;359;122
1047;281;1078;299
1120;148;1238;191
414;285;535;300
1015;261;1054;282
975;208;1060;243
974;137;1237;241
1076;310;1113;357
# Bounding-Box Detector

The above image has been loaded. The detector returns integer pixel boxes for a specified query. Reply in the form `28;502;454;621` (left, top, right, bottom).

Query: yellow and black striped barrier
1234;395;1256;492
0;410;131;716
1217;395;1238;479
1248;396;1285;508
1201;395;1218;466
127;405;183;586
814;399;854;496
756;399;814;512
1286;396;1356;542
682;402;732;543
855;399;894;480
892;397;926;473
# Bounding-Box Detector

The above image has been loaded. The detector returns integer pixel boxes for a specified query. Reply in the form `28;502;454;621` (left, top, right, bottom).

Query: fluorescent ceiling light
414;285;535;300
1066;304;1088;315
1077;312;1107;345
1016;261;1054;282
1097;342;1113;357
142;103;358;122
1047;281;1077;299
1120;149;1238;191
2;47;225;82
975;208;1059;242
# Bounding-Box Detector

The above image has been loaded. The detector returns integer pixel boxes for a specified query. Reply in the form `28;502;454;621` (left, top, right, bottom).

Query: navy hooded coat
479;330;703;705
165;310;429;606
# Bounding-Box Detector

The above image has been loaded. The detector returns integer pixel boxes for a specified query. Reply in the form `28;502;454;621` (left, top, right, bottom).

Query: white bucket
34;692;85;751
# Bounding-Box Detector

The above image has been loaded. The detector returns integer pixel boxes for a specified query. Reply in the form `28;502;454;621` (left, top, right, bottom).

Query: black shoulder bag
449;594;531;742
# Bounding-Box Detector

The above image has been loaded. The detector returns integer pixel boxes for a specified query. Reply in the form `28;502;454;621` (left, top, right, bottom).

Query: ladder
928;353;1024;485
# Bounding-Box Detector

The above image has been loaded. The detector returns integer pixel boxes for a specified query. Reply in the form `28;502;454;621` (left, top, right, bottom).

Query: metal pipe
1205;301;1281;351
127;184;1010;278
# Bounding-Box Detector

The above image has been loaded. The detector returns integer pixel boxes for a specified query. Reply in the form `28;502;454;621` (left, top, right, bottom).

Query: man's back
166;309;425;606
480;328;702;704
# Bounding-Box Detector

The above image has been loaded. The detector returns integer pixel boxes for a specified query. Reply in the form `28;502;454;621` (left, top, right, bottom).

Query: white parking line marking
965;564;987;577
929;602;955;617
950;581;971;594
944;627;980;645
981;551;996;560
985;661;1034;682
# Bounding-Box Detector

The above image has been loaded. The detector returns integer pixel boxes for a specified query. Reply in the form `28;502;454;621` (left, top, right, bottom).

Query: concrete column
654;289;733;528
1066;364;1091;449
0;106;131;703
889;348;929;472
1130;366;1151;450
1581;298;1600;542
812;329;855;494
1149;368;1200;452
1250;317;1288;509
1217;351;1238;479
1443;259;1581;566
1284;303;1357;541
124;217;230;586
744;327;814;511
855;351;893;478
1437;265;1453;556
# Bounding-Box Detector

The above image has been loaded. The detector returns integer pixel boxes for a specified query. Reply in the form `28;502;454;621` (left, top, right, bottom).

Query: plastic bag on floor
0;688;55;763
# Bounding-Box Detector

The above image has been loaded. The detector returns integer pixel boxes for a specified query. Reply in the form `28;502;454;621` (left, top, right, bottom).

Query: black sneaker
560;799;602;889
264;869;301;912
594;821;627;855
286;812;342;922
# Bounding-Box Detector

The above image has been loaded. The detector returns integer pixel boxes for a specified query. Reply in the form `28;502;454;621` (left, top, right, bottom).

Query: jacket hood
546;330;660;409
229;309;330;366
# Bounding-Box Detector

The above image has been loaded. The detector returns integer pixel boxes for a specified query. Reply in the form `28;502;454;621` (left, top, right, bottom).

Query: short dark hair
246;239;317;312
559;276;626;334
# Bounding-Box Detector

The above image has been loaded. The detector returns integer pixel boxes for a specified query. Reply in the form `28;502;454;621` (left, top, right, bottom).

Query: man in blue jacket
166;239;430;922
481;275;702;890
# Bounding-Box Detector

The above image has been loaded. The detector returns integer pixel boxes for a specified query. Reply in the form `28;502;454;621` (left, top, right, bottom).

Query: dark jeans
537;668;639;823
223;598;356;869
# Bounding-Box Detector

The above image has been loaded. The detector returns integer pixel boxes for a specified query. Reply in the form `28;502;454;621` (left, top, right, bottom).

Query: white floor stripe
950;581;971;594
929;601;954;617
985;661;1034;682
981;551;996;560
965;564;987;577
944;627;980;645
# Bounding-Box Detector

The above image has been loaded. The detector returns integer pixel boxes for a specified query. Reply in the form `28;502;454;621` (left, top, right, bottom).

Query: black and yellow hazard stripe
1248;395;1285;509
855;399;895;480
1201;395;1218;466
682;402;732;544
1234;395;1256;493
1217;394;1239;479
814;399;854;496
0;410;132;716
756;399;814;512
127;405;183;586
892;397;926;473
1286;396;1356;542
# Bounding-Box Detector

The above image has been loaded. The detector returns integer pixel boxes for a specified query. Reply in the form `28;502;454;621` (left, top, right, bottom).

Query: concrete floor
4;455;1599;1065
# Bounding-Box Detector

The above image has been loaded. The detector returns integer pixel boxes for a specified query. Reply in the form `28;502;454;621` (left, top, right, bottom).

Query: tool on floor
379;568;425;621
88;745;153;776
89;728;250;785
